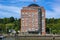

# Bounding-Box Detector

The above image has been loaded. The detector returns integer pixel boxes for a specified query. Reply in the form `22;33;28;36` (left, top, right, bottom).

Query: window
25;18;28;20
22;18;24;20
42;21;44;24
32;28;35;30
25;23;28;26
25;24;27;26
33;19;34;21
28;28;31;31
42;14;44;17
38;10;41;12
35;29;38;31
32;13;34;16
42;28;45;30
25;13;27;14
35;19;37;21
32;20;34;24
29;15;31;16
22;21;24;24
22;23;24;26
22;13;24;14
32;25;34;27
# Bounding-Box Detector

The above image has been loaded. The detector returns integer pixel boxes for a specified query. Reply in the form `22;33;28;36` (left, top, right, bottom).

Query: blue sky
0;0;60;18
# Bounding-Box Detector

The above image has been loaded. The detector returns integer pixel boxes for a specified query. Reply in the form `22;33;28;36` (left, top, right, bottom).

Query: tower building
21;4;46;35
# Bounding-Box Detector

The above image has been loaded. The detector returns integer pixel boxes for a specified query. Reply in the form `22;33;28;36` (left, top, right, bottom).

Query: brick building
21;4;46;35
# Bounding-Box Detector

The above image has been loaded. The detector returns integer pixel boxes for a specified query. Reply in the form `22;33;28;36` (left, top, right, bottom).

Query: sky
0;0;60;18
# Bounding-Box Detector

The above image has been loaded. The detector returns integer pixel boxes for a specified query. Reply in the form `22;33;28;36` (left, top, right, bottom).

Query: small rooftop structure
28;4;40;7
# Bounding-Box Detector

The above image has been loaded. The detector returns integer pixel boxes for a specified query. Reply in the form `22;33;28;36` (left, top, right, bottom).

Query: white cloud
16;0;43;2
9;0;34;3
52;5;60;13
46;10;55;18
0;4;21;13
0;4;22;18
46;10;60;18
46;3;60;18
53;0;60;3
18;0;33;1
0;0;60;18
0;11;20;18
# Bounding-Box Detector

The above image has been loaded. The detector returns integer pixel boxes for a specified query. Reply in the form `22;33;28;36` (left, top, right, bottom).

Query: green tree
13;18;20;31
6;23;15;33
0;19;3;24
52;30;58;34
9;17;15;23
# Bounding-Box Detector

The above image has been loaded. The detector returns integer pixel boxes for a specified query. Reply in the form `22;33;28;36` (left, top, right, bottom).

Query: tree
6;23;15;33
52;30;57;34
0;24;6;33
9;17;15;23
46;27;50;34
0;19;3;24
3;18;8;24
13;18;20;31
6;23;15;29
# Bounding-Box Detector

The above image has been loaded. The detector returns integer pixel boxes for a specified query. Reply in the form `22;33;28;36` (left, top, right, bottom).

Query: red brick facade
21;4;46;35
